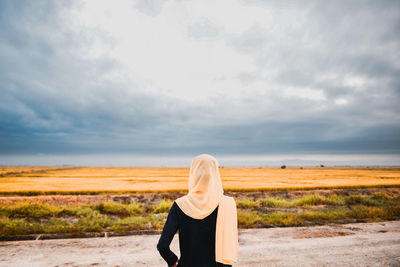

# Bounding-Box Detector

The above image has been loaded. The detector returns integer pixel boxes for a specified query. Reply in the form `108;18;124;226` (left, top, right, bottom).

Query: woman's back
157;154;237;266
157;201;231;267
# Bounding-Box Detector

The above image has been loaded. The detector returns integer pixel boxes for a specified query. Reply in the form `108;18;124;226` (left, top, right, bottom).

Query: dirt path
1;221;399;267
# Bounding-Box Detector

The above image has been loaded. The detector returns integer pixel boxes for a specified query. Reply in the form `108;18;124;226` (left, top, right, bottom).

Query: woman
157;154;238;267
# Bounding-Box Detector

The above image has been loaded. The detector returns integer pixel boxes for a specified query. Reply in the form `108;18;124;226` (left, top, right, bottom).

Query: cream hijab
175;154;238;265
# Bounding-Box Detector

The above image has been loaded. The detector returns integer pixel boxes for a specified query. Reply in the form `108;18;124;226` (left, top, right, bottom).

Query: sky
0;0;399;166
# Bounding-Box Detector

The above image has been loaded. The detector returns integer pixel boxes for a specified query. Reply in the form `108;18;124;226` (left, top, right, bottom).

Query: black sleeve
157;201;179;267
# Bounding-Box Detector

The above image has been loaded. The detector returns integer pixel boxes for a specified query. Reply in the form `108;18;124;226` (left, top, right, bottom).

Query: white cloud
282;87;326;101
67;0;256;101
334;98;348;105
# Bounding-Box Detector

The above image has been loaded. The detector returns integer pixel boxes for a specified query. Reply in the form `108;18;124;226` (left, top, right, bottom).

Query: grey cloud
228;0;400;130
0;0;399;160
0;1;174;153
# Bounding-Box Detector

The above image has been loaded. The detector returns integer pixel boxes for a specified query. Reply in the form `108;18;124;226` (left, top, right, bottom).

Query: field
0;166;400;238
1;166;400;194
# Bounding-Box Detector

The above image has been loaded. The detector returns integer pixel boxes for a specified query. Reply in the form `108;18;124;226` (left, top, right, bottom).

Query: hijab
175;154;238;265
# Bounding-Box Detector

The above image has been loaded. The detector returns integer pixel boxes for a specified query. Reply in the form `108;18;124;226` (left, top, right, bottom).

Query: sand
1;221;399;267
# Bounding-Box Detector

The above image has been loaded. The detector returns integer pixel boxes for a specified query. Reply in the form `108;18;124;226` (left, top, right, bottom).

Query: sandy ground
1;221;399;267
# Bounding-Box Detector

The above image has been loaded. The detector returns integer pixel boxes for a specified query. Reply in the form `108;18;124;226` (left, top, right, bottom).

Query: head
188;154;223;196
175;154;224;219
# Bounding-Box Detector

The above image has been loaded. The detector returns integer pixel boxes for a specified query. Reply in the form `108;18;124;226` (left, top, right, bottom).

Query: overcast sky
0;0;399;165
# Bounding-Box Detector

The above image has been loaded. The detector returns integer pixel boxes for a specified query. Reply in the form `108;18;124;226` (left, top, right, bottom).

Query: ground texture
1;221;399;267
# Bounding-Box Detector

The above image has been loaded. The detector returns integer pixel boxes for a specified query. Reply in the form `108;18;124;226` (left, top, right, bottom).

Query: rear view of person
157;154;238;266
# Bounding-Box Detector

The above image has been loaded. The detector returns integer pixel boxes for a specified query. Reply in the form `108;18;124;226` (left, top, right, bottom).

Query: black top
157;201;232;267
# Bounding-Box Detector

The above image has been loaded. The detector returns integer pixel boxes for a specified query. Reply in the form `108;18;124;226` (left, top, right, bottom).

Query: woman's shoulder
171;200;178;208
171;199;181;213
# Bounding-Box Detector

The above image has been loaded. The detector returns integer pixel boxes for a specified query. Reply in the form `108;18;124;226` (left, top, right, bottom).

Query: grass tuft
262;212;303;226
237;198;259;208
237;210;262;227
0;202;62;219
152;199;174;213
258;197;291;207
293;194;325;206
93;202;129;216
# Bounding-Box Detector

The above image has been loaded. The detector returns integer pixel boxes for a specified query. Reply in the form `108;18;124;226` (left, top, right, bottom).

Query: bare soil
0;221;399;267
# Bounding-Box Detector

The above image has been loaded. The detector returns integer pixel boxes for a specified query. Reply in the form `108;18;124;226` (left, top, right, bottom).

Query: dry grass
0;166;400;195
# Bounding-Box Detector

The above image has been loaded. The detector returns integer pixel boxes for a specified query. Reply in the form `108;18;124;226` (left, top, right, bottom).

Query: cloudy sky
0;0;399;166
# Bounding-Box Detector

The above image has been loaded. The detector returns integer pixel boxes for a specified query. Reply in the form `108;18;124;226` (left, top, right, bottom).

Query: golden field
0;166;400;194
